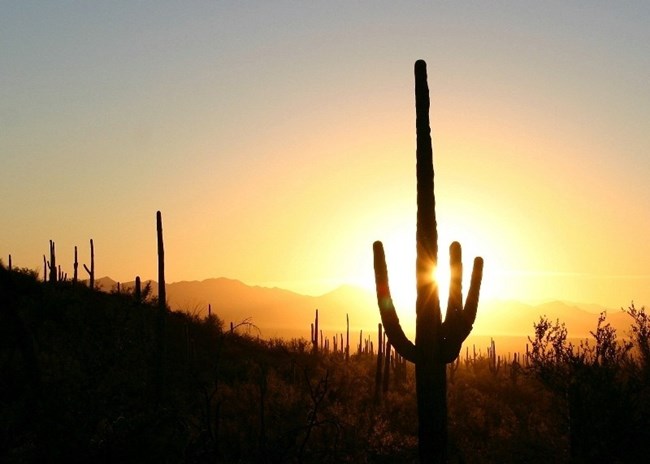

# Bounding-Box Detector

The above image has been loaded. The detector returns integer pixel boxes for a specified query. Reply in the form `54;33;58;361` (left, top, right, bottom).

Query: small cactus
73;246;78;284
346;314;350;360
311;309;319;354
48;240;57;283
488;338;501;375
134;276;142;302
375;323;384;401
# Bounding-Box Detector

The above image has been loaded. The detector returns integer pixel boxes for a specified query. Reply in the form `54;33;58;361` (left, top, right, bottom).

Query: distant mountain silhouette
93;276;632;341
94;276;377;338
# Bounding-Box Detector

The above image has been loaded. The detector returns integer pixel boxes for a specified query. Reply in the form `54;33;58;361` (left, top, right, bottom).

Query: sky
2;1;650;310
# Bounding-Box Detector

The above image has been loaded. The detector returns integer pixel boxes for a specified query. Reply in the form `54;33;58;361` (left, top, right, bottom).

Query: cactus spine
372;60;484;462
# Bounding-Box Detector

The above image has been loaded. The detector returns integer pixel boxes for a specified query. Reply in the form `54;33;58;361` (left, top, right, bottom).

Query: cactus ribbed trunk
373;60;484;463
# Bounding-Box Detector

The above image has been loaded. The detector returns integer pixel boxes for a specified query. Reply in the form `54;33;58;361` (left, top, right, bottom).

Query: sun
433;262;451;306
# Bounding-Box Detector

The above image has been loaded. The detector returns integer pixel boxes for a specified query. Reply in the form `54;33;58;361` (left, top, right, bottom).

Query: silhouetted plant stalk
375;323;384;402
346;314;350;361
155;211;167;406
83;239;94;289
372;60;484;463
48;240;57;283
73;246;78;284
134;276;142;302
298;369;337;461
310;309;319;354
488;338;501;375
382;337;391;393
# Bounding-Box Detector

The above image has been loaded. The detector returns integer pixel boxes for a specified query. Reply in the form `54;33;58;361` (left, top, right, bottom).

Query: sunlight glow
433;263;450;307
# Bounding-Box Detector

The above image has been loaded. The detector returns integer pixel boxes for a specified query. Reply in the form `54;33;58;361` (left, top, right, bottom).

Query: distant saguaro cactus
83;239;95;289
375;323;384;402
346;314;350;361
48;240;57;283
488;338;500;375
134;276;142;302
373;60;484;462
310;309;319;354
73;246;78;284
156;211;166;310
155;211;167;405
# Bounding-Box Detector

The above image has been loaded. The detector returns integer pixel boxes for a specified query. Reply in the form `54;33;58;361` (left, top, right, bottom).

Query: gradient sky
2;2;649;309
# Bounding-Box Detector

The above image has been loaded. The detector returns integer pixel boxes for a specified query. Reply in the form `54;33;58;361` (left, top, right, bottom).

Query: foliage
1;263;648;462
527;310;649;462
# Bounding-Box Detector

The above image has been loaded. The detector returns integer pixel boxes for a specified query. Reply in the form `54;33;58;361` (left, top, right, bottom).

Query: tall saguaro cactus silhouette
156;211;166;310
155;211;167;405
373;60;484;462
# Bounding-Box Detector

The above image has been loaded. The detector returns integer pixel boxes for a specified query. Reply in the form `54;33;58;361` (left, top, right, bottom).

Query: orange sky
2;3;650;310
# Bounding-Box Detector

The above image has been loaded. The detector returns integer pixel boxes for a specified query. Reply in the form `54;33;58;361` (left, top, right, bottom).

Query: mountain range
95;276;635;345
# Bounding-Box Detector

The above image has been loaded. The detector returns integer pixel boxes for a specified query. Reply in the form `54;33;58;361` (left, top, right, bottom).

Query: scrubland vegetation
2;263;649;463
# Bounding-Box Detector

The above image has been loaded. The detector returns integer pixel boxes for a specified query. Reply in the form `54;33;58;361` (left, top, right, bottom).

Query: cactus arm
373;241;418;363
446;241;463;313
441;243;484;362
463;256;484;327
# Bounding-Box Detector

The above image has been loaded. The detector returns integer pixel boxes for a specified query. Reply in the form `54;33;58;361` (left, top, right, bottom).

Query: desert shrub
527;311;649;462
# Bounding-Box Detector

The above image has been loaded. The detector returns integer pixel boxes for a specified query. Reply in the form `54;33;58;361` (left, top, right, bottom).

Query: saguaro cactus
73;246;78;284
48;240;57;283
310;309;319;354
156;211;167;311
83;239;95;289
134;276;142;302
375;323;384;402
155;211;167;405
373;60;484;462
346;314;350;360
157;211;166;310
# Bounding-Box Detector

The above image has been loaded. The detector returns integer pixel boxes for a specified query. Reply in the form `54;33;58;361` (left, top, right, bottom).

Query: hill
3;265;648;462
94;276;633;344
96;276;378;338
